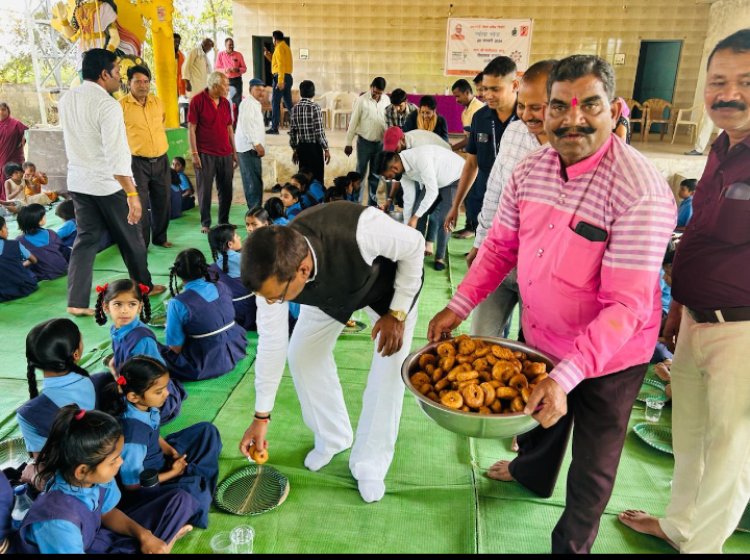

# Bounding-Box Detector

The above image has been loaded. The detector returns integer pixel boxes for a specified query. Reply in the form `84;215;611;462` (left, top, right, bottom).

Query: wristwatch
388;309;407;322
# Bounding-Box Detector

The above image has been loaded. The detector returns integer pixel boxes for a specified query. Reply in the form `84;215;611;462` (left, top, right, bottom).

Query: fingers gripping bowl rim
401;337;557;439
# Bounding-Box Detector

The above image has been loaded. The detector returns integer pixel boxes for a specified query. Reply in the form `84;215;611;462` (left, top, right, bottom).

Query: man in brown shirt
619;28;750;553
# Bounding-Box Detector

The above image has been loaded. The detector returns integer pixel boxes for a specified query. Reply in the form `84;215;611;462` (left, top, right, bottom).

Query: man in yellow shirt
264;29;293;134
120;65;173;248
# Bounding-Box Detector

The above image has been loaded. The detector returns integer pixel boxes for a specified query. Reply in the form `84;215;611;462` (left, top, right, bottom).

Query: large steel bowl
401;337;557;439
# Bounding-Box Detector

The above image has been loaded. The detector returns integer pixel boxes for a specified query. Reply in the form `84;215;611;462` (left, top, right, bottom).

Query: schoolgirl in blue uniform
94;278;187;424
262;197;290;226
163;248;247;381
16;203;68;281
0;215;37;302
12;405;198;554
280;183;303;220
100;357;221;528
54;198;77;257
16;318;96;457
291;172;325;209
208;224;257;331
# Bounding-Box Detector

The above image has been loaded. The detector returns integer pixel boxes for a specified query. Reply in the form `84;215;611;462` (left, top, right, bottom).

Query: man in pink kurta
428;55;677;553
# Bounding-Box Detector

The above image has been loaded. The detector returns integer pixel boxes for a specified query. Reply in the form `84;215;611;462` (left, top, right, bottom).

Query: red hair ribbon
95;283;109;294
138;283;150;295
74;409;86;420
116;376;127;386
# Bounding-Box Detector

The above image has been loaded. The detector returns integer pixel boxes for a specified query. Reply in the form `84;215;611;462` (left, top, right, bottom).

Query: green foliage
173;0;234;50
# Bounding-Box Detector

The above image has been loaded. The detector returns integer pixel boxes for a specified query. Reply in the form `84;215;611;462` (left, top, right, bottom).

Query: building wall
232;0;710;107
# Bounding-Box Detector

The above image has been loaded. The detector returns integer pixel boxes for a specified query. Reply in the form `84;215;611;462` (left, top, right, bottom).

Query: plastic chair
642;98;673;142
332;92;356;130
623;98;646;139
314;92;333;129
670;104;702;145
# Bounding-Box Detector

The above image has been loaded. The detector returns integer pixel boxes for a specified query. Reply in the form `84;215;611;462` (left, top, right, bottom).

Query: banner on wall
445;18;533;76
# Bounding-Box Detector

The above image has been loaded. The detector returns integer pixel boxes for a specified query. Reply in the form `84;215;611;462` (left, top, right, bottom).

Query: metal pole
25;0;48;125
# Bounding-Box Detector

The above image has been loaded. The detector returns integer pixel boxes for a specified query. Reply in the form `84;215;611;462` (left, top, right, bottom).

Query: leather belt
134;155;165;163
687;306;750;324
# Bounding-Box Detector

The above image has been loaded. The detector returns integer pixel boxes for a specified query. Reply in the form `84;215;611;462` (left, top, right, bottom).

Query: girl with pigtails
162;249;247;381
94;279;187;424
10;405;198;554
207;224;257;331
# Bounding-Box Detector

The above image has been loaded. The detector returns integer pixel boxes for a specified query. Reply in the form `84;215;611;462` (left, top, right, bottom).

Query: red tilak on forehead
571;96;579;107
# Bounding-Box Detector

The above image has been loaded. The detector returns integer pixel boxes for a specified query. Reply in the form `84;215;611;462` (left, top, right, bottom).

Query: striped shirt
475;119;545;248
448;135;677;393
289;98;329;150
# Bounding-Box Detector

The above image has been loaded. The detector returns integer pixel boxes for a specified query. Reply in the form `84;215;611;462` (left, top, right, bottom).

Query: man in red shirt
619;28;750;553
188;71;238;233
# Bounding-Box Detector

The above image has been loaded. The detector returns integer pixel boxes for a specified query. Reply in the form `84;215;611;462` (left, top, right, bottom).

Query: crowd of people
0;23;747;555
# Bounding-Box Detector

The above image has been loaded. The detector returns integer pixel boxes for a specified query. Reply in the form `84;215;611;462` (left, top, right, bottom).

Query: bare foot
486;460;515;482
510;437;519;453
166;524;193;552
67;306;95;317
618;510;678;551
201;226;210;234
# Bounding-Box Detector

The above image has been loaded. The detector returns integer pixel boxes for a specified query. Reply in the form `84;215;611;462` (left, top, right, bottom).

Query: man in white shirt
466;59;555;343
238;202;424;504
182;38;214;98
377;145;464;271
344;77;390;206
58;49;165;317
235;78;267;209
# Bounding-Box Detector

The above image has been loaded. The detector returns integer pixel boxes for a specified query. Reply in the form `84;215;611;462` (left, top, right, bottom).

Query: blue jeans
237;150;263;209
271;74;293;130
356;137;383;206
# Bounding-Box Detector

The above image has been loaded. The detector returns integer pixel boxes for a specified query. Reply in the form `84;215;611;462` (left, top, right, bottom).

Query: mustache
553;126;597;137
712;100;747;111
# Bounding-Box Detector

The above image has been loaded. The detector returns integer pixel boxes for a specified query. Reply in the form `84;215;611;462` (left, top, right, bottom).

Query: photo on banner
445;18;533;76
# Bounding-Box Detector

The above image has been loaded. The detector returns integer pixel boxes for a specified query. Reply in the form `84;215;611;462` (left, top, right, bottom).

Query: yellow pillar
147;1;179;127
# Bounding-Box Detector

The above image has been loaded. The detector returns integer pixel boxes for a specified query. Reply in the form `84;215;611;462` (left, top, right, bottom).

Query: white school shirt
253;207;425;411
58;81;134;196
235;95;266;153
345;92;391;145
399;145;465;221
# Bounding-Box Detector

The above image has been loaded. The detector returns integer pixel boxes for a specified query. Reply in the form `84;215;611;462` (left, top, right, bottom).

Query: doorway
633;40;682;133
252;36;291;86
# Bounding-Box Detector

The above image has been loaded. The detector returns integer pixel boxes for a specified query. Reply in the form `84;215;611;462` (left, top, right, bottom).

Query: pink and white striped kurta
448;135;677;393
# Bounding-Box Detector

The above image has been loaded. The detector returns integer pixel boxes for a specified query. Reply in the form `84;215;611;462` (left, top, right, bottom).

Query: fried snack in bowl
402;336;557;438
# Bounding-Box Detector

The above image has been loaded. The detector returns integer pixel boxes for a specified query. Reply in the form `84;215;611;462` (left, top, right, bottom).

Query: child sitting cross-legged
0;215;37;302
99;357;221;529
208;224;257;331
11;405;198;554
94;279;187;424
16;203;68;281
163;248;247;381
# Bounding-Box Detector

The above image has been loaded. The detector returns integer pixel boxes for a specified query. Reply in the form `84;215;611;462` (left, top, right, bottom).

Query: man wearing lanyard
238;201;424;504
619;29;750;554
446;56;518;240
428;55;676;553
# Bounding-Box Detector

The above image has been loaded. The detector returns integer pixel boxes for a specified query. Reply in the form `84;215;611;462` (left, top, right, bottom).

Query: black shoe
434;261;446;272
684;149;703;156
270;184;282;193
266;128;279;135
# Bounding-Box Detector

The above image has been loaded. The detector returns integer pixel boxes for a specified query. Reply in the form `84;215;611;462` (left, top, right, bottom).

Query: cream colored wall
691;0;750;111
233;0;710;107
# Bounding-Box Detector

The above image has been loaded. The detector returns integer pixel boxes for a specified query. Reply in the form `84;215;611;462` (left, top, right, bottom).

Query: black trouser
296;142;324;183
67;191;153;308
229;77;243;118
508;362;647;554
195;153;234;228
131;154;171;246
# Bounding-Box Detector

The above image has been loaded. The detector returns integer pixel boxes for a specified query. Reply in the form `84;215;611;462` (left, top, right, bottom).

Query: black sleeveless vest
290;202;421;324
